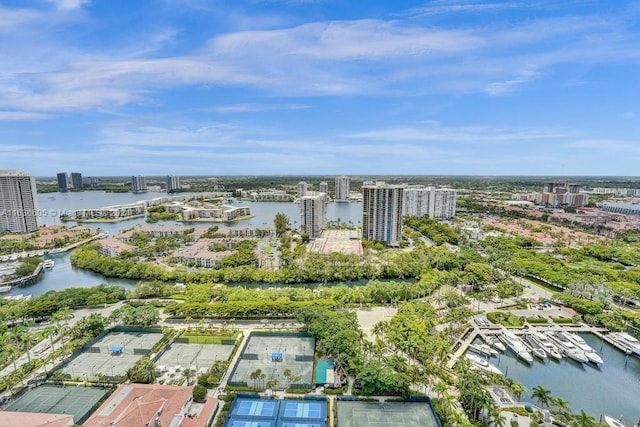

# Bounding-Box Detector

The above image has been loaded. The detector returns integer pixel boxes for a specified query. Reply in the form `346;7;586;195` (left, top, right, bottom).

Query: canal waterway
9;191;363;297
490;332;640;422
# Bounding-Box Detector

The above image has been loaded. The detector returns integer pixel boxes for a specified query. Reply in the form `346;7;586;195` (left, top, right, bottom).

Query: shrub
193;384;208;402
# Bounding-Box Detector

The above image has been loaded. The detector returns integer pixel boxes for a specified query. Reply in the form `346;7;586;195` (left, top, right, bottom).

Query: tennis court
224;398;326;427
60;330;163;379
229;334;315;389
4;384;110;424
156;342;234;373
336;400;441;427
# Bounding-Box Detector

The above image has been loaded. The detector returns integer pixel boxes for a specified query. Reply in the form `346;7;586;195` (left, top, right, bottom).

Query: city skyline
1;1;639;175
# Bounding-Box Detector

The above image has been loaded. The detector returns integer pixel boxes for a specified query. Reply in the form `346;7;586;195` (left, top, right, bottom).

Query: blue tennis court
282;402;322;419
225;398;326;427
235;400;277;417
229;421;274;427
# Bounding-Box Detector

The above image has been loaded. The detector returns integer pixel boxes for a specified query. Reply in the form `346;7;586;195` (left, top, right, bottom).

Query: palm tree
249;369;264;388
182;368;195;386
509;381;528;401
552;396;571;415
259;372;266;388
573;409;595;427
433;381;448;399
492;409;507;427
531;385;552;409
43;324;59;351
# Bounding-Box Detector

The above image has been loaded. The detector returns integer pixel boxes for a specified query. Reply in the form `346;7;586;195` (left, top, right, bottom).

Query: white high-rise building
0;170;39;233
335;175;350;202
166;175;181;193
131;175;147;192
300;192;327;238
319;182;329;201
403;186;457;219
362;181;403;246
432;188;457;218
297;181;309;200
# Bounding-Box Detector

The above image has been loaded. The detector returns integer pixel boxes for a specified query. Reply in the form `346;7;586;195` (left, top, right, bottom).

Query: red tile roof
0;411;74;427
83;384;194;427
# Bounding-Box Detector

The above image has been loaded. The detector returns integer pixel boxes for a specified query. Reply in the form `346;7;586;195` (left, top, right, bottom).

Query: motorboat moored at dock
522;333;548;361
465;353;502;375
499;331;534;364
548;331;589;364
487;336;506;352
608;332;640;358
565;332;603;365
469;343;498;357
529;332;563;361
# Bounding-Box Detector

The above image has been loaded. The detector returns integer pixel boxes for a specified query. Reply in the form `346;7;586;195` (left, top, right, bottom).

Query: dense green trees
274;213;289;237
404;216;461;245
109;304;159;327
127;357;157;383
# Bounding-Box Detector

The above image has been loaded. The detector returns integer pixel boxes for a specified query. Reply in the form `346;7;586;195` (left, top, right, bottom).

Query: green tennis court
4;385;111;424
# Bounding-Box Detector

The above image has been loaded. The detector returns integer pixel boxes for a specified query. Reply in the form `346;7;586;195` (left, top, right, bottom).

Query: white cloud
209;103;310;113
0;111;53;120
343;123;576;144
46;0;90;11
0;5;638;114
0;7;40;31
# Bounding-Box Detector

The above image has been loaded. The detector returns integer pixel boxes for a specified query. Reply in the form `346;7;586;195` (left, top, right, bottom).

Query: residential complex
403;185;457;219
87;177;102;188
0;169;39;233
131;175;147;192
300;192;327;238
513;181;589;207
589;187;640;196
166;175;181;193
335;175;350;202
253;189;294;201
362;181;403;246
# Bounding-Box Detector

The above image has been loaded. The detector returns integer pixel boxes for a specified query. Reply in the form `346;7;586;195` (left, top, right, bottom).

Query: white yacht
43;260;55;270
604;416;627;427
548;332;588;363
530;332;563;361
468;343;498;357
0;285;11;293
521;333;548;361
487;336;506;352
465;353;502;375
565;332;603;364
609;332;640;358
499;331;533;364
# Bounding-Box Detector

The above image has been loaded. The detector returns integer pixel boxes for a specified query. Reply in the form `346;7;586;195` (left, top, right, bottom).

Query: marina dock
448;323;617;369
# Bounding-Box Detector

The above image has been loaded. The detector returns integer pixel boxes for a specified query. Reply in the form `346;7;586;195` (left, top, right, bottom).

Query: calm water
487;333;640;422
10;191;363;297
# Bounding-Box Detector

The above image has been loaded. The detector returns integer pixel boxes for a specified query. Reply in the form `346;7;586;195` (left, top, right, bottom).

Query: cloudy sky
1;0;639;176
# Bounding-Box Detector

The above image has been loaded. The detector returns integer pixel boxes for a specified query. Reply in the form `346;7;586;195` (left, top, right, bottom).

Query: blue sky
1;0;639;176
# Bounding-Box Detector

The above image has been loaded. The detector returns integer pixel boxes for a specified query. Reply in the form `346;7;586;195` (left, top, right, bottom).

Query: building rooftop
84;384;216;427
0;411;74;427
